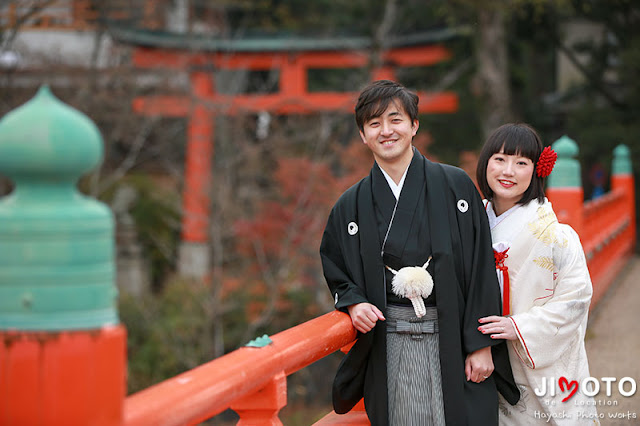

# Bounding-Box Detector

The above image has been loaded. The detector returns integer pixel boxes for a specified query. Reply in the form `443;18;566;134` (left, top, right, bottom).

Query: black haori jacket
320;149;519;425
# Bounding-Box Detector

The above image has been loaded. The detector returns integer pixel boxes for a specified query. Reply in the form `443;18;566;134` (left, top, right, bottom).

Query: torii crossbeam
114;29;460;277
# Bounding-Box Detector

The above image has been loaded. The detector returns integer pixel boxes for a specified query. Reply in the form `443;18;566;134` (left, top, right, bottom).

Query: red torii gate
123;31;459;277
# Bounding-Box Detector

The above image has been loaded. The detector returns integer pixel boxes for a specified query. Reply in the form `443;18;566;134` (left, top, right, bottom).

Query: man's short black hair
355;80;419;132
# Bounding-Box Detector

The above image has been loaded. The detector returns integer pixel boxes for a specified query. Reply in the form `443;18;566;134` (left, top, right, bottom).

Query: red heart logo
558;376;578;402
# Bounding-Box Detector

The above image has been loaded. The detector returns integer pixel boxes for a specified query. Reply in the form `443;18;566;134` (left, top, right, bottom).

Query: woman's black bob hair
476;123;547;205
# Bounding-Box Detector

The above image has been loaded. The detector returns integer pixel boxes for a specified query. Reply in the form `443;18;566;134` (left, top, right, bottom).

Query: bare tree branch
240;238;280;343
474;6;512;139
371;0;398;69
375;0;398;50
433;58;473;92
1;0;57;51
549;31;626;110
94;116;160;196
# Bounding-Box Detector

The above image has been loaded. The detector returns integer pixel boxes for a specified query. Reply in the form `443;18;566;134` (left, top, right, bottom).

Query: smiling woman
486;151;534;216
475;123;600;425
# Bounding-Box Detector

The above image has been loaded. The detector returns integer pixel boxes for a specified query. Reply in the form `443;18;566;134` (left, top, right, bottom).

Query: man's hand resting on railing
347;302;385;333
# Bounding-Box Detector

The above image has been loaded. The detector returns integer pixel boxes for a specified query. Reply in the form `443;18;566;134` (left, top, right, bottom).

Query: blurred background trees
1;0;638;422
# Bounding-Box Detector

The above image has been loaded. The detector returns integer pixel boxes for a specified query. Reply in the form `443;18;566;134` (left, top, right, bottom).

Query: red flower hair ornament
536;146;557;178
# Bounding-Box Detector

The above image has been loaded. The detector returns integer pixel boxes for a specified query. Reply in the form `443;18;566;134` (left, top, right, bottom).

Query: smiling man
320;80;519;425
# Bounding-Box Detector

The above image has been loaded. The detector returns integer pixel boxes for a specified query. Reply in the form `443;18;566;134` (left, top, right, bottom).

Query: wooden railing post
547;135;583;235
611;144;636;248
231;371;287;425
0;86;126;425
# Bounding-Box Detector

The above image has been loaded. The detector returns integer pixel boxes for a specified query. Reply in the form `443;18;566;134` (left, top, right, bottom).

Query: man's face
359;101;418;169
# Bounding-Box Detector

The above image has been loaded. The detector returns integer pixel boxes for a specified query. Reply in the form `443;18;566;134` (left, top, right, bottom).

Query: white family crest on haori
387;256;434;317
347;221;358;235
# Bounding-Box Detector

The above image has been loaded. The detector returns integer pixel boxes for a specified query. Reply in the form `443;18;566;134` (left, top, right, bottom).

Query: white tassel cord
387;256;434;318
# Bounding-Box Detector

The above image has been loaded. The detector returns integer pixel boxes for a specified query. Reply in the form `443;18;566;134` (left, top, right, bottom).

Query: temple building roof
108;26;468;52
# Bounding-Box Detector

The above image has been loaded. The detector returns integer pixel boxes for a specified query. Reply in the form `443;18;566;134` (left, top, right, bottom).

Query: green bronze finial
612;144;632;175
0;85;118;330
548;135;581;188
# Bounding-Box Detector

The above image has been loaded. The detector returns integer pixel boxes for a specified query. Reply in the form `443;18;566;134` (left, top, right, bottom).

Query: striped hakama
386;304;445;426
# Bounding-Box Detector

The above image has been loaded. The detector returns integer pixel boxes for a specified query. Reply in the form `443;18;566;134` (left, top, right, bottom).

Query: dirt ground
585;255;640;425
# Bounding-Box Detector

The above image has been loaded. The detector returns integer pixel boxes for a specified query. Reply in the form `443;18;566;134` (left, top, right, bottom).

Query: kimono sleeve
320;208;368;312
459;177;504;354
509;225;593;369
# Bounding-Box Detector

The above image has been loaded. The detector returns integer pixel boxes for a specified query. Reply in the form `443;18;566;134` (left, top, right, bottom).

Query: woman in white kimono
476;123;600;425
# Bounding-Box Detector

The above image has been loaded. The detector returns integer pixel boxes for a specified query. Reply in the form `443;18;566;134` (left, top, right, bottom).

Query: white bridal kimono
486;199;599;425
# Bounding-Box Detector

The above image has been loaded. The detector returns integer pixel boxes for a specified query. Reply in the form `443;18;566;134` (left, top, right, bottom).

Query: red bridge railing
122;140;636;425
0;91;634;426
547;139;636;307
123;311;356;425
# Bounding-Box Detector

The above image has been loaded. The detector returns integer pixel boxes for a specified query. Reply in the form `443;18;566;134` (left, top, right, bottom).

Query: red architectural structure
120;142;637;425
112;29;460;276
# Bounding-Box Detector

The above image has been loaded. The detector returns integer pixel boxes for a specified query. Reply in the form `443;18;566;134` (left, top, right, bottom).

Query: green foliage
91;174;181;288
222;0;463;39
125;176;181;287
120;278;214;393
410;37;484;164
559;1;640;177
226;0;381;35
96;0;640;408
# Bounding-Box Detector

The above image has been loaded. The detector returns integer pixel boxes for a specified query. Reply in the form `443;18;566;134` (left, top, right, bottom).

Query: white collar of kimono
379;165;409;200
486;199;550;252
486;201;521;231
485;201;522;255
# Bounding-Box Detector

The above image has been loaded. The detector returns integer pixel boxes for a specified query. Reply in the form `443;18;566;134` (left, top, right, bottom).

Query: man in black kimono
320;80;518;425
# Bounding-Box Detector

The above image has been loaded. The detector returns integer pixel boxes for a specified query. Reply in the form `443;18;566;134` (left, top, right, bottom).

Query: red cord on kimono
494;248;510;315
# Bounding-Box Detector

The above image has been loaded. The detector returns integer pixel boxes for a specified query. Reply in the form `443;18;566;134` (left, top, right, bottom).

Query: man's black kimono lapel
370;164;396;233
424;158;455;301
423;158;468;424
356;171;386;310
372;150;425;270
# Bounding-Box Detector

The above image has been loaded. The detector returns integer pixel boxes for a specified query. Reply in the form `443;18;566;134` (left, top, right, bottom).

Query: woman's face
486;149;534;215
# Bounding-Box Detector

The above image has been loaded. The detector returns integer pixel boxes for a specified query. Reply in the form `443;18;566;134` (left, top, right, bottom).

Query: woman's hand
478;315;517;340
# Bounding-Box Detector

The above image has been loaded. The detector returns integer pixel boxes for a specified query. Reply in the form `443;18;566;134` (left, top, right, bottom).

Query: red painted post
547;135;583;235
129;43;459;278
1;328;126;425
177;72;214;277
611;144;636;249
281;56;306;97
0;87;126;425
372;65;396;82
231;371;288;425
182;106;213;243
